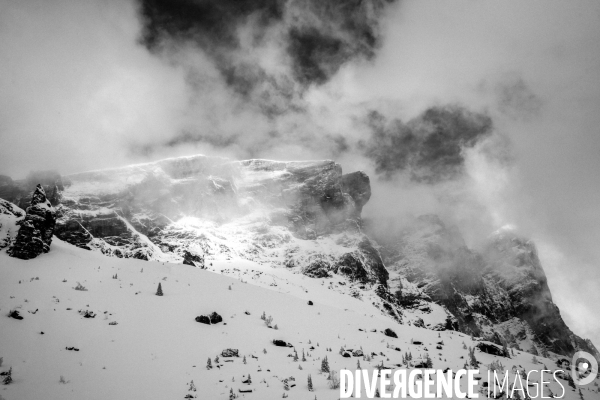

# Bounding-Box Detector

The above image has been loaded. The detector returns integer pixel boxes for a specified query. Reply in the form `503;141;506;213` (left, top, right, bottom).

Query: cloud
360;105;494;183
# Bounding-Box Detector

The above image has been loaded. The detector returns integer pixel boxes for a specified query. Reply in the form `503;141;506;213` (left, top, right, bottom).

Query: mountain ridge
0;154;597;361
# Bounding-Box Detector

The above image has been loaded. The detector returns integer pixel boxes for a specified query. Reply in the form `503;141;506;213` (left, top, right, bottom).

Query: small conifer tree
321;356;330;373
206;357;212;369
308;374;313;391
155;282;163;296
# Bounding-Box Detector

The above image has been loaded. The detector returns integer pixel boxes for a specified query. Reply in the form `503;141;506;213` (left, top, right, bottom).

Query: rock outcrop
8;185;57;259
0;199;25;250
374;215;599;359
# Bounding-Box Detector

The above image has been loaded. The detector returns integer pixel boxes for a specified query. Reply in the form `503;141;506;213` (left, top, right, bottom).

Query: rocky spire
8;184;56;260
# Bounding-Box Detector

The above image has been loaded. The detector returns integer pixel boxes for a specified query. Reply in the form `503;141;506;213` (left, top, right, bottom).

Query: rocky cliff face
372;215;599;359
7;185;57;259
0;156;387;287
0;154;596;360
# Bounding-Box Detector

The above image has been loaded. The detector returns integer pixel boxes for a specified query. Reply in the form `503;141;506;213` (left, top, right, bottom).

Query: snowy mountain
371;215;599;359
0;155;599;399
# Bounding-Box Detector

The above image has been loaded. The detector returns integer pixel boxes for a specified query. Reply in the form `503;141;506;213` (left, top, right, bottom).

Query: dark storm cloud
138;0;394;95
361;105;494;183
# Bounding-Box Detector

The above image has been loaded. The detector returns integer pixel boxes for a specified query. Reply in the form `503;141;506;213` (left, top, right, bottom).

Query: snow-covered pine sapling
283;380;290;391
302;350;306;362
307;374;313;391
299;364;303;370
155;282;163;296
375;387;381;397
425;353;433;368
229;388;236;399
261;311;266;320
274;324;278;330
468;347;478;367
321;356;330;373
263;348;267;354
228;285;231;290
265;315;273;327
206;358;212;370
532;355;539;364
293;351;299;362
462;342;467;350
215;355;220;364
357;359;361;369
188;380;196;391
282;392;288;398
243;356;247;364
247;374;252;384
59;375;68;384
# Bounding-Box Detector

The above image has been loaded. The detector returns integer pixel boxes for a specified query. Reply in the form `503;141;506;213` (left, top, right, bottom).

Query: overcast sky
1;0;599;344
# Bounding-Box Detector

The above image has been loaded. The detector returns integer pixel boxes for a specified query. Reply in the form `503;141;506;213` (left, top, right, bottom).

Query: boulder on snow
221;349;239;357
195;312;223;325
352;349;364;357
307;300;313;305
384;328;398;338
272;339;293;347
476;341;509;357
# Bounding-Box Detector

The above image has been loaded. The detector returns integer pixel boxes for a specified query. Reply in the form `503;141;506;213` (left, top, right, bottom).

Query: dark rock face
183;250;204;268
8;185;56;260
272;339;292;347
373;215;599;359
340;171;371;215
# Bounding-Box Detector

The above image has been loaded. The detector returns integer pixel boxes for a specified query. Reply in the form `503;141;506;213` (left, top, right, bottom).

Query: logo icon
571;351;598;386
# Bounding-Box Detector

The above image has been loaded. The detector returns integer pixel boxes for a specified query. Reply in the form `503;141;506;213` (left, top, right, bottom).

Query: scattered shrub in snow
488;359;504;372
265;315;273;327
59;375;69;384
328;370;340;389
2;368;12;385
74;282;87;291
8;309;22;320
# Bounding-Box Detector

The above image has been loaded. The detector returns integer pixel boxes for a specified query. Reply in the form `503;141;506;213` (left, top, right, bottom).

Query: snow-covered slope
2;239;598;400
